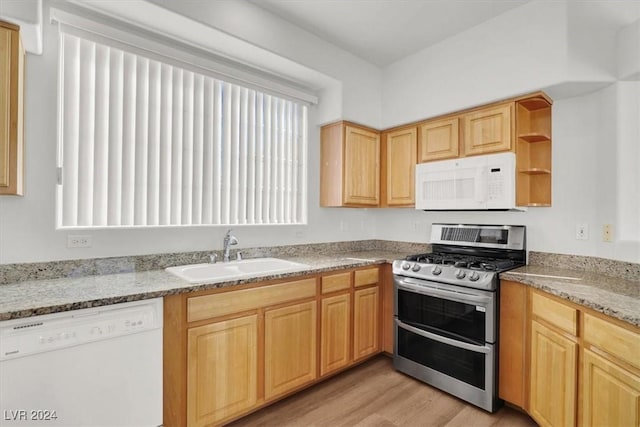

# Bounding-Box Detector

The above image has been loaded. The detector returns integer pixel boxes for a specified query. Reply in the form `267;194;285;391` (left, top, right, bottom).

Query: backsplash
0;240;427;285
2;242;637;286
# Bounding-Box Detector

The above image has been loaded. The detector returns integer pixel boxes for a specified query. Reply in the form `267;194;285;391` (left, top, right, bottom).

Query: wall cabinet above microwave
319;92;552;209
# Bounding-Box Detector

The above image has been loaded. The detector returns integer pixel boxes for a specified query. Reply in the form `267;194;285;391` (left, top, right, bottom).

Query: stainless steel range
393;223;526;413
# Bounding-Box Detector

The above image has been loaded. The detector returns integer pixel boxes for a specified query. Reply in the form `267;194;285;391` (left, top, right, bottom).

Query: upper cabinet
321;122;380;207
0;21;24;196
381;127;416;207
418;117;459;162
462;103;513;156
320;92;552;209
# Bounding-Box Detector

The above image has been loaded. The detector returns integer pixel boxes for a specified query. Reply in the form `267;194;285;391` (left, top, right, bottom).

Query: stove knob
402;262;411;271
469;271;480;282
431;266;442;276
411;263;421;272
455;269;466;279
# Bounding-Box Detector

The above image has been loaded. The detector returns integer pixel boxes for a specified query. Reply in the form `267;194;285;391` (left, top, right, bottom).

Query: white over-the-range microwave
415;152;522;211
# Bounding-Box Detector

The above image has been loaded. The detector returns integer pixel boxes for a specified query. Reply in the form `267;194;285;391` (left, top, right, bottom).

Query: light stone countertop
0;251;403;321
500;265;640;327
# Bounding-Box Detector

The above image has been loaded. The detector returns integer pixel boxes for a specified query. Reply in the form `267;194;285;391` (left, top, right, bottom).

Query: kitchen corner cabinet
381;127;416;207
320;121;380;207
418;117;459;162
0;21;24;196
499;283;640;427
462;103;513;156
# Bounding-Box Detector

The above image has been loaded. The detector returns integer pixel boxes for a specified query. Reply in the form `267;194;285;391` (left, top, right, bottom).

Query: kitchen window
54;9;310;228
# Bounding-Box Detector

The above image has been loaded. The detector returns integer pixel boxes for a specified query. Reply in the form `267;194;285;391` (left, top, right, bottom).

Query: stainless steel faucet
222;229;238;262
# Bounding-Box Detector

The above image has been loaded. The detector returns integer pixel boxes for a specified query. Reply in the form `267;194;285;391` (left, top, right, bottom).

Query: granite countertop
501;265;640;327
0;251;404;321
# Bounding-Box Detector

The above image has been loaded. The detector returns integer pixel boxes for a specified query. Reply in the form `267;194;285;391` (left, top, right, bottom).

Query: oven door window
397;288;486;344
397;326;486;390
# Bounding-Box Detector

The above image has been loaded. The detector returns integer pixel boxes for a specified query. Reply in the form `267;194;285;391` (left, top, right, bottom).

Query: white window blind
57;32;308;228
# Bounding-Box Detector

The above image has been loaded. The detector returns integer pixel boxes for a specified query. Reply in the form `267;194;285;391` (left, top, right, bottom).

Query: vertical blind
57;32;308;228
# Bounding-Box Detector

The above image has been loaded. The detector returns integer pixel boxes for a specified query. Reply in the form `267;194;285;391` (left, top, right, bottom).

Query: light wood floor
228;355;537;427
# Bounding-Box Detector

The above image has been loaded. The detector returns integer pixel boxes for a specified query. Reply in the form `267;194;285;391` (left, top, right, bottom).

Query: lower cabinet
529;320;577;427
581;348;640;427
320;293;351;376
187;315;258;427
499;283;640;427
264;301;317;400
353;286;380;361
165;266;382;427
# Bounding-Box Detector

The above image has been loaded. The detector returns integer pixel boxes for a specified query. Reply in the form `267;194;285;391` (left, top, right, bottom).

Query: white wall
0;0;638;264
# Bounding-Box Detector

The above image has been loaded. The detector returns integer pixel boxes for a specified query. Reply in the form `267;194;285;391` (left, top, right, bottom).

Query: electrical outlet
67;235;93;248
575;224;588;240
603;224;613;242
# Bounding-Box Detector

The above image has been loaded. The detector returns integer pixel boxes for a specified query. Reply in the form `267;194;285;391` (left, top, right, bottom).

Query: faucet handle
209;253;218;263
236;251;243;261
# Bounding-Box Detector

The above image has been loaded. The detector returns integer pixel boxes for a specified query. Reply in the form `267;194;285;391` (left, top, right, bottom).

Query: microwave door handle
395;319;491;353
397;280;492;305
476;168;487;203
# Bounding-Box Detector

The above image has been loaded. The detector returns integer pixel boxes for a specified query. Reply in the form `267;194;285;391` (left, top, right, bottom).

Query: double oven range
393;223;526;412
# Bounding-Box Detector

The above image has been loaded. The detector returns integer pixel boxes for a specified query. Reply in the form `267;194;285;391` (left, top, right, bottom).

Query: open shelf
518;133;551;143
519;168;551;175
518;97;550;111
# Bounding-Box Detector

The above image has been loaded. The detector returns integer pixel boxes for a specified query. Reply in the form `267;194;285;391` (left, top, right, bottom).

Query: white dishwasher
0;298;163;427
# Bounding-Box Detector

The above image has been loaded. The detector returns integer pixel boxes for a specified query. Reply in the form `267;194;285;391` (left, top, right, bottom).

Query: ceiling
248;0;530;67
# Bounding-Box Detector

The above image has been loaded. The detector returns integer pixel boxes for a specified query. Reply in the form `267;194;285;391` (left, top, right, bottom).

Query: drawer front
354;267;379;288
583;313;640;369
187;278;316;322
531;291;577;336
321;272;351;294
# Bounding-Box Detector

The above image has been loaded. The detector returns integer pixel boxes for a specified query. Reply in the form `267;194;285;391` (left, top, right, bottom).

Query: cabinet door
462;103;513;156
344;125;380;205
582;348;640;427
0;22;23;195
187;315;258;427
418;117;459;162
264;301;317;400
320;293;351;376
353;286;380;361
529;320;577;427
384;127;416;206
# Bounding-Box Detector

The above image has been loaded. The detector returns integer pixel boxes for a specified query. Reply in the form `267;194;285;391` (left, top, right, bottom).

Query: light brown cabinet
499;283;640;427
165;267;382;426
529;319;577;427
264;301;317;400
418;117;459;162
462;103;513;156
320;121;380;207
353;286;380;361
187;315;258;427
0;21;24;196
381;127;416;207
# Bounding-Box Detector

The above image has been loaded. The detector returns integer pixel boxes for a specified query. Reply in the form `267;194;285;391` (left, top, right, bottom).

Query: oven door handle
396;280;491;305
395;319;491;354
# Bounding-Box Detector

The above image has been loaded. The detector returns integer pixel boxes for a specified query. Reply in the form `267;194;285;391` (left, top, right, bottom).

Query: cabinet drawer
583;313;640;369
187;278;316;322
531;291;577;336
321;272;351;294
354;267;379;288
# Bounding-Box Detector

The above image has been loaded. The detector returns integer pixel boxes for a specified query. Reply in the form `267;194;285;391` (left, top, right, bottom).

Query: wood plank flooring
228;355;537;427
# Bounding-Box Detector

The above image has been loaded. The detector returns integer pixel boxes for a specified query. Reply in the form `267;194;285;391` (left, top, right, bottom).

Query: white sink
166;258;310;283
